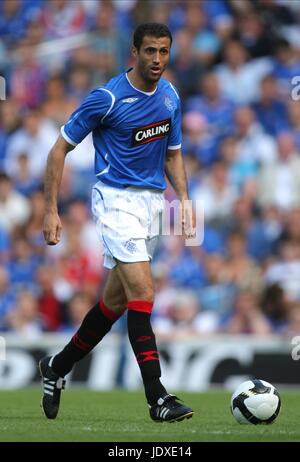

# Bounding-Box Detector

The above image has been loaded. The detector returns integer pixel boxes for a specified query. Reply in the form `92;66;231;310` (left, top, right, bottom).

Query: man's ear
132;45;138;58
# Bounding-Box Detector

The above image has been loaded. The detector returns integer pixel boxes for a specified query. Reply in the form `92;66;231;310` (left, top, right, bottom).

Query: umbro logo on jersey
132;118;171;146
122;97;139;103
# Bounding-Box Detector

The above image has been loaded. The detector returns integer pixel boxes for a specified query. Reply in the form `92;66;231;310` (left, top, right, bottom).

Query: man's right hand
43;211;62;245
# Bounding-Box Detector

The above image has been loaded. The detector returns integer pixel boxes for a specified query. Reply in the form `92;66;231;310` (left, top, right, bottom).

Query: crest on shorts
123;239;137;253
164;95;173;111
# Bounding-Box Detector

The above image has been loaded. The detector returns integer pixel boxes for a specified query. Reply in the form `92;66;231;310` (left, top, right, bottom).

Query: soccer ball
230;379;281;425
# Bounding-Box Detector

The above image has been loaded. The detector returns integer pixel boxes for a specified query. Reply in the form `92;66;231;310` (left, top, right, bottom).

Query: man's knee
103;295;127;315
128;287;154;303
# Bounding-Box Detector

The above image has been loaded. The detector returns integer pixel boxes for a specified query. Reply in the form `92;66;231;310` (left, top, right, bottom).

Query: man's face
133;35;171;84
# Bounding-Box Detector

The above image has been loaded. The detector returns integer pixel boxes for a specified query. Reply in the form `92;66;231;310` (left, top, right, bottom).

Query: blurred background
1;0;300;391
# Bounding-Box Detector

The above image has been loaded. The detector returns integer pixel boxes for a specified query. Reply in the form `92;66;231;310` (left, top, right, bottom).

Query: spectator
21;190;47;256
271;38;300;98
5;108;58;179
264;240;300;301
89;1;129;80
225;198;281;262
152;262;178;318
260;283;290;333
153;289;219;339
223;290;272;335
36;264;62;331
157;235;206;290
10;40;46;109
200;253;236;318
224;231;263;293
42;74;77;127
61;291;93;332
235;12;276;59
182;153;202;197
202;0;233;41
0;266;16;328
51;224;101;303
170;27;204;98
283;301;300;338
12;153;42;197
67;65;91;102
216;39;272;104
0;226;10;263
0;0;33;46
252;74;289;136
287;101;300;152
234;106;277;166
5;289;44;337
0;100;21;171
184;2;221;67
192;161;238;225
257;132;300;210
182;111;218;167
0;172;31;232
6;235;39;292
280;208;300;246
64;199;104;276
185;72;235;145
220;136;257;196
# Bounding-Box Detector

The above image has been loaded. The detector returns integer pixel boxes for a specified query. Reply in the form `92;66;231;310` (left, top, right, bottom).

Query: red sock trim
126;300;153;314
72;333;91;352
99;300;121;321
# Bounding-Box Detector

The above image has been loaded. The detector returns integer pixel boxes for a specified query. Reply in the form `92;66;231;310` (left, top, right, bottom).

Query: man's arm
43;135;74;245
165;148;195;238
165;148;189;200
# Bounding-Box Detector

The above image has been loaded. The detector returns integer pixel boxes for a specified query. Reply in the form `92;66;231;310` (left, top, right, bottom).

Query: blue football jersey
61;70;182;190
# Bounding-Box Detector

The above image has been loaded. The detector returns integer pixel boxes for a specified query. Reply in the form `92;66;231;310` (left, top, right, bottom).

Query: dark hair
133;23;172;50
0;171;10;182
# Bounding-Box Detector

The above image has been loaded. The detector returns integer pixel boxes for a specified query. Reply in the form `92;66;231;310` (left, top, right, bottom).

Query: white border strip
169;82;179;99
100;88;116;123
60;126;78;146
168;144;181;150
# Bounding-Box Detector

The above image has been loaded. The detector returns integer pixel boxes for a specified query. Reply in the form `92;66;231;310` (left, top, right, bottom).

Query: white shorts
91;180;165;269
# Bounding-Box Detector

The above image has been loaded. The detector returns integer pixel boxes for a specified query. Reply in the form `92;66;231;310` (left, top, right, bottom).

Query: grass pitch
0;389;299;442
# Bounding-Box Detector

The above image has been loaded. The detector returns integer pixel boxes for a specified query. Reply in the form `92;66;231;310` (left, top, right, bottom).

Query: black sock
52;300;123;377
127;301;167;405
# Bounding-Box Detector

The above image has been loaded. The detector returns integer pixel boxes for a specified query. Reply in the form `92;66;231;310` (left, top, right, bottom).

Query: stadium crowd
1;0;300;339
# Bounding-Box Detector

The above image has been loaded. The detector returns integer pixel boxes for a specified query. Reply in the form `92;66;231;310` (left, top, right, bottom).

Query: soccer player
40;23;195;423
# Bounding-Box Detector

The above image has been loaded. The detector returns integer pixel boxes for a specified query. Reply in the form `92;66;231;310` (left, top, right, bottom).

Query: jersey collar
126;69;158;96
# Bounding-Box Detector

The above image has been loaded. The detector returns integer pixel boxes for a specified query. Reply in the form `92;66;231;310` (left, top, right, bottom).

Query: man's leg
39;268;127;419
116;260;193;422
116;261;165;403
52;267;127;376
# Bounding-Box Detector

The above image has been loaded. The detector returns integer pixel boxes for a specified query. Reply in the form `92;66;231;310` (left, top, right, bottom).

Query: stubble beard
140;63;164;85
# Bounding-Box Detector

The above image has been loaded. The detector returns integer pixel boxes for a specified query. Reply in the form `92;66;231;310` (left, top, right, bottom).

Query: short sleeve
61;88;114;146
168;98;182;150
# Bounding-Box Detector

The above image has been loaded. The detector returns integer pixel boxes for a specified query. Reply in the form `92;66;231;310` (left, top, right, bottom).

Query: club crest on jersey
132;118;171;146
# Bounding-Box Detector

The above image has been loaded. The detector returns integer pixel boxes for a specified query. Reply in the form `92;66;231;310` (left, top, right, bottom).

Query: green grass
0;389;299;442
